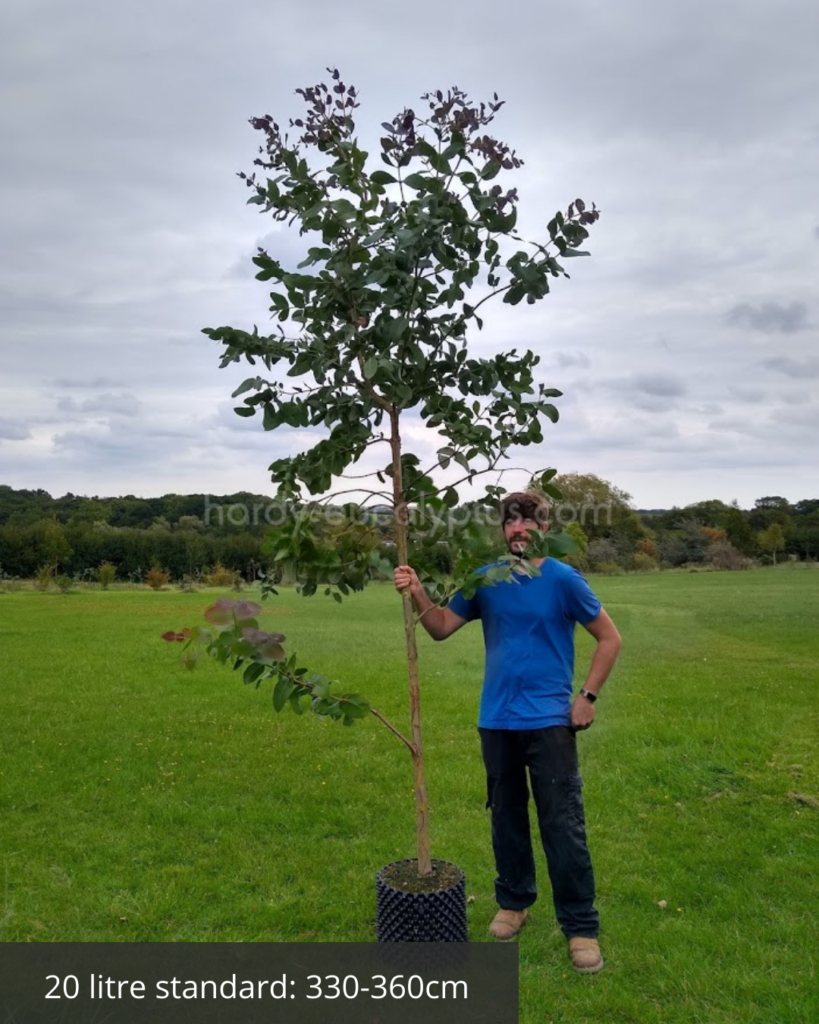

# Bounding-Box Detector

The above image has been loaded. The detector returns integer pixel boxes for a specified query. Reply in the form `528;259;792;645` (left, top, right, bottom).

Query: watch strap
579;687;597;703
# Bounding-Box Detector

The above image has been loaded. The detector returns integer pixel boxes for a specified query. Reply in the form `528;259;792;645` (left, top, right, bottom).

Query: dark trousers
479;725;599;939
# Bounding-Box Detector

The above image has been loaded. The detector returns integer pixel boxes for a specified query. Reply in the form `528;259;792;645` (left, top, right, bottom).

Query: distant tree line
0;481;817;585
0;487;271;583
636;494;819;564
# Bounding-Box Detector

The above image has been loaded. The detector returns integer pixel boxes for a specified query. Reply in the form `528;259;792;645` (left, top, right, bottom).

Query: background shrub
709;541;754;571
206;562;240;588
587;538;623;571
96;562;116;590
594;561;625;576
630;551;659;573
145;566;170;591
33;564;53;591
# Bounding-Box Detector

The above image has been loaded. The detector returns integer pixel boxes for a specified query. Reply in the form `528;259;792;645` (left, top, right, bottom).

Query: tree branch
311;487;393;506
279;665;416;754
369;707;416;754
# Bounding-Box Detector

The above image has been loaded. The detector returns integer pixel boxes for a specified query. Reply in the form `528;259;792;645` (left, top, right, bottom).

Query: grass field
1;569;817;1023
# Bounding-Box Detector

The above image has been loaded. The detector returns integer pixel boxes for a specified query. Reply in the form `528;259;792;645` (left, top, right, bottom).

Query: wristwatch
578;688;597;703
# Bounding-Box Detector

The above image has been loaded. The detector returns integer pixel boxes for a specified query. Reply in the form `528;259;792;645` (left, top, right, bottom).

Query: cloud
223;229;318;286
596;373;687;412
770;402;819;431
707;416;751;434
632;374;687;398
554;351;591;369
2;0;819;509
56;392;144;417
51;420;192;461
52;376;124;389
0;418;31;441
728;385;766;403
727;301;809;334
762;356;819;379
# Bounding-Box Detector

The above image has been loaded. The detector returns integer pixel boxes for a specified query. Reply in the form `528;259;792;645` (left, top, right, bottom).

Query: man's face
503;515;549;555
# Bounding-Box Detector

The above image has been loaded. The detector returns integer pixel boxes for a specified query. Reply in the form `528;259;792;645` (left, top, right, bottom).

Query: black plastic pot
376;859;467;942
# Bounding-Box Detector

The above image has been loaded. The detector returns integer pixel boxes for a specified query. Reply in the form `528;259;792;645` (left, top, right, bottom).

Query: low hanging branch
165;70;600;879
162;599;414;752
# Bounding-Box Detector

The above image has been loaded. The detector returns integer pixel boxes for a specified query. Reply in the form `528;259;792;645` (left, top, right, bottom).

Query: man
394;491;621;974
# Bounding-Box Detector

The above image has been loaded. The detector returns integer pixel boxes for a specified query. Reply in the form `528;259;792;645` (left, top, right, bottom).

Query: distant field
1;569;817;1024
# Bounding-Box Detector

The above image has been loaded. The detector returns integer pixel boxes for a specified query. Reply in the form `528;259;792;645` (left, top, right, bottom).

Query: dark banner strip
0;942;518;1024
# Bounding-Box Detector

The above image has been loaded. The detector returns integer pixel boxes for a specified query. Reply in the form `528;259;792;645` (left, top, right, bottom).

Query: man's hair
499;491;550;526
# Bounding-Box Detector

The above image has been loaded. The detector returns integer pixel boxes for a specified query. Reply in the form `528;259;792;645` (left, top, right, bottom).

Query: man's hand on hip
571;695;596;730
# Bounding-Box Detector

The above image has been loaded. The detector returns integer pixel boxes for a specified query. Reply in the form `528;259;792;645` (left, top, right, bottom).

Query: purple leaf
242;627;287;646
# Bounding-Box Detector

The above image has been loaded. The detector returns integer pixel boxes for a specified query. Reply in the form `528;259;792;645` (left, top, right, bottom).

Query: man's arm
394;565;468;641
571;609;622;729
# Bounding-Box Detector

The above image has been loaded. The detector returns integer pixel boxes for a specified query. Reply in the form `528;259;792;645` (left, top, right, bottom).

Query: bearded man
394;491;621;973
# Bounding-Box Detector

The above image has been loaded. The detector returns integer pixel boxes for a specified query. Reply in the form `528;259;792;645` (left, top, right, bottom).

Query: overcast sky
1;0;817;510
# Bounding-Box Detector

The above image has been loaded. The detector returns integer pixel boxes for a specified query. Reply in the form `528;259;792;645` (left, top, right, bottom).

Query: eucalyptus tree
177;71;600;878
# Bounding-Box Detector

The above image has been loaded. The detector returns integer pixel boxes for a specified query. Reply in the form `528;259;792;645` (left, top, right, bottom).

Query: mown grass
1;570;817;1023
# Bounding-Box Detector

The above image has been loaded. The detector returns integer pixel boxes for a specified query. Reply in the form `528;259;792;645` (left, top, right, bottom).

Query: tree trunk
389;407;433;877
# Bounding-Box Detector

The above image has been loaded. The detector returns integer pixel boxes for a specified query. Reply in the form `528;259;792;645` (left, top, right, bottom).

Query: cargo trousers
479;724;600;939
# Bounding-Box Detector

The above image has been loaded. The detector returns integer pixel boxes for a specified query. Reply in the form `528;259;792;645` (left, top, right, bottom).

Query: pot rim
377;858;465;889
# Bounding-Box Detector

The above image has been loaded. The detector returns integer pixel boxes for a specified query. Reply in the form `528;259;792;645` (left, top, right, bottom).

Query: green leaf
362;227;389;246
545;530;578;557
253;255;284;282
481;161;502;181
414;139;437;161
273;676;296;712
232;378;259;398
263;404;278;430
268;293;289;320
333;694;368;719
329;198;358;220
403;172;433;191
438;446;454;469
234;406;255;418
243;662;266;686
369;170;397;185
297;247;332;267
307;674;331;699
386;316;409;341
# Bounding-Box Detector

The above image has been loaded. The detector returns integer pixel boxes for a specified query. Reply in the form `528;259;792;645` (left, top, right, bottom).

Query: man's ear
541;520;550;535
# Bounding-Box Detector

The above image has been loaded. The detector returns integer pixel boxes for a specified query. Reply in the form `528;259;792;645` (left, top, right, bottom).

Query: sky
1;0;817;510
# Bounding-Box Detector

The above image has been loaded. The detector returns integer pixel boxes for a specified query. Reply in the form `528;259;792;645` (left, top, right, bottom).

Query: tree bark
389;406;433;877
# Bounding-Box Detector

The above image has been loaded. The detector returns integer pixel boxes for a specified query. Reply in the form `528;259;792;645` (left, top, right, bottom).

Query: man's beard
506;536;530;555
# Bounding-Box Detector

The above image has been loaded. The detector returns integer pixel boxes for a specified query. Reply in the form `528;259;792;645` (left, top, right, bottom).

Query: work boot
568;937;604;974
488;908;528;941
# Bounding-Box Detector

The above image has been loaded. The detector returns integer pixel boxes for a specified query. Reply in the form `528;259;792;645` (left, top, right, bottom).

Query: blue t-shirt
447;559;602;730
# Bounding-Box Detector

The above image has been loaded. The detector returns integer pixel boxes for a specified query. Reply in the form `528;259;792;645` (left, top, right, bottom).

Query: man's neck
509;553;548;569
